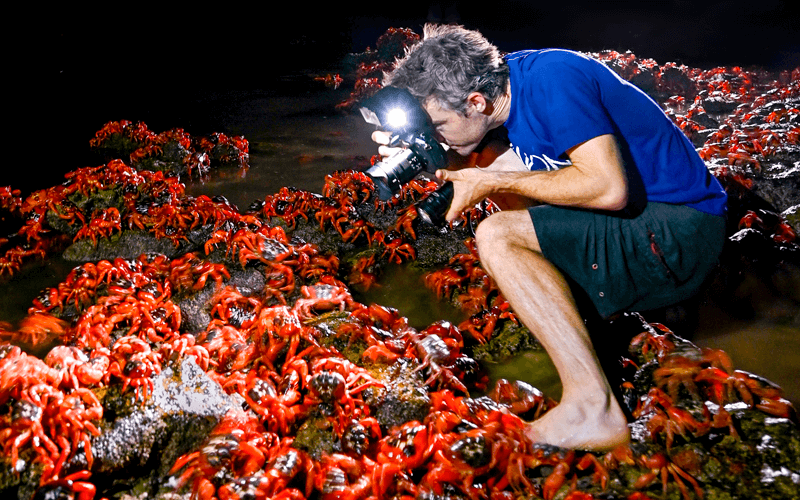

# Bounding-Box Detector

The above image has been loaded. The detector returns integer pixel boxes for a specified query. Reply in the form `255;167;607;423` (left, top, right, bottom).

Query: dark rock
62;230;197;262
752;162;800;213
413;221;472;270
372;359;431;430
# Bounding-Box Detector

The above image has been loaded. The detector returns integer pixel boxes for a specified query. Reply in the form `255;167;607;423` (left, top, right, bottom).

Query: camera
360;86;453;225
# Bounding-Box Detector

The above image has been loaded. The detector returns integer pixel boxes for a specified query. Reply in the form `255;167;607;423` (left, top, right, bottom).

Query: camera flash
386;108;407;129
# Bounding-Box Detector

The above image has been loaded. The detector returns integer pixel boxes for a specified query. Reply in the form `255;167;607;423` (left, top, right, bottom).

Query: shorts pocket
646;229;695;285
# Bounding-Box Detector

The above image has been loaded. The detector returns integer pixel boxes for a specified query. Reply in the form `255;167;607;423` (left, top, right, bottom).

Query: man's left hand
435;167;492;221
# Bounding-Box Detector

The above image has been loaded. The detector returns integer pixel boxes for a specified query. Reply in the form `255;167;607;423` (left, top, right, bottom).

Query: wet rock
92;357;233;478
712;404;800;500
372;359;430;430
294;416;340;460
131;141;192;177
752;162;800;214
62;229;206;262
413;221;472;270
700;92;741;115
783;205;800;235
471;319;541;364
176;267;266;333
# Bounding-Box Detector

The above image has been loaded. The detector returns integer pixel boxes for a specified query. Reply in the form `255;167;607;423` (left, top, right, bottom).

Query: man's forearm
486;134;629;211
437;134;629;219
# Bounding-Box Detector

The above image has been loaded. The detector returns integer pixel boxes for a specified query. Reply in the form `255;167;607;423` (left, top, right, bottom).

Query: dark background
7;1;799;193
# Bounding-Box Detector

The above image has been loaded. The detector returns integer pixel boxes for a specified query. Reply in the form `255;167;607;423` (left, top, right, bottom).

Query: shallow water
2;83;798;410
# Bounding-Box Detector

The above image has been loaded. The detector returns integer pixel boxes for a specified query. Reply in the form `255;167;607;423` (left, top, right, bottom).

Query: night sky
33;2;800;81
7;1;798;192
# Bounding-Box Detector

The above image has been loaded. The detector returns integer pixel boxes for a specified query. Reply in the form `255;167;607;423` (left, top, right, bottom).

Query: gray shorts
529;202;726;318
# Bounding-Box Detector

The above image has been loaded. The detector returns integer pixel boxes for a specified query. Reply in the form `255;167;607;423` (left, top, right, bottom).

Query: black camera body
360;86;453;225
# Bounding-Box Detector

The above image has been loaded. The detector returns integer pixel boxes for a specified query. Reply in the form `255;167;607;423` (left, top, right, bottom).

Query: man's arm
437;133;629;220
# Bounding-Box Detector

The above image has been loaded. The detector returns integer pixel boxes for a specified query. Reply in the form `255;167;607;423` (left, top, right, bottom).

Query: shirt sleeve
526;53;616;159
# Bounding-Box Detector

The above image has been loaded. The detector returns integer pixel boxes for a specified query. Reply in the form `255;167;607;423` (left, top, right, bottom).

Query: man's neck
489;81;512;127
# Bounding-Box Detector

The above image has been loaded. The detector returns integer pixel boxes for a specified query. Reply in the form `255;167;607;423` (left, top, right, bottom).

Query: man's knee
474;210;541;256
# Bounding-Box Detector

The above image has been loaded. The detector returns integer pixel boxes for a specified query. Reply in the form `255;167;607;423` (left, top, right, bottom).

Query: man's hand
435;167;493;221
371;131;401;160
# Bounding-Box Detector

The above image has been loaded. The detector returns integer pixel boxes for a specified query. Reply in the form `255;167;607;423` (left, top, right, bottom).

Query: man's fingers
372;130;391;145
372;131;400;159
378;145;402;158
436;169;453;181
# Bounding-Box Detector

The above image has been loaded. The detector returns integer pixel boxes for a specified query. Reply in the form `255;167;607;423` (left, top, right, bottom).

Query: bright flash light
386;108;407;129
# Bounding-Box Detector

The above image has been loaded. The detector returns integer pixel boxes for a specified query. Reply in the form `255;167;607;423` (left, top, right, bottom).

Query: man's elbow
599;182;629;211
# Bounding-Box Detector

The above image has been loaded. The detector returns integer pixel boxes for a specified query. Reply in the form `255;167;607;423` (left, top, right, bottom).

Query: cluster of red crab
336;27;421;111
422;237;517;345
0;156;793;500
0;179;557;500
619;324;798;499
689;68;798;184
254;171;443;281
631;325;797;431
90;120;250;177
0;159;250;276
0;34;798;498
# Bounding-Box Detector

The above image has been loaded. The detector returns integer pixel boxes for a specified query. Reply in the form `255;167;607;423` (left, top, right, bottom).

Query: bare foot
524;394;630;451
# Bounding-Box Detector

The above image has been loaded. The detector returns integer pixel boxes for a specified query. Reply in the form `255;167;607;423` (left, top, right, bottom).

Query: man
375;24;727;451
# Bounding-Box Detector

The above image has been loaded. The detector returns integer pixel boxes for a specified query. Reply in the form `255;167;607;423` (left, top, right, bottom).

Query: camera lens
365;148;425;201
416;182;454;226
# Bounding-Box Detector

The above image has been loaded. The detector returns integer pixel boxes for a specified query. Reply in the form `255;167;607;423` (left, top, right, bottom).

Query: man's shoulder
505;49;593;67
506;49;603;83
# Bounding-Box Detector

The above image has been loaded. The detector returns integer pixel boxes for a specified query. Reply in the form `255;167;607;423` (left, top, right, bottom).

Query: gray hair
384;24;509;115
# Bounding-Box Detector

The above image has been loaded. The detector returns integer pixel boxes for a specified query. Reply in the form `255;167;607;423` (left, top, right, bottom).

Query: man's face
424;99;489;156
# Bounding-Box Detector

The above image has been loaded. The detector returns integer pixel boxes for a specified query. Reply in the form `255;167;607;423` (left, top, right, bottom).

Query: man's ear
467;92;489;115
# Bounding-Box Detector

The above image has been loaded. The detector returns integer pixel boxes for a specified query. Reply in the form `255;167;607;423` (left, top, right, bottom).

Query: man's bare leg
474;210;630;451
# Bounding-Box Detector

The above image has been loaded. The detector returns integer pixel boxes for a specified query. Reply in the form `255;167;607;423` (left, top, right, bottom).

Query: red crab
391;205;419;240
170;412;280;499
338;214;377;245
293;276;356;319
606;445;703;500
34;470;97;500
168;252;230;291
314;453;374;500
210;286;263;330
105;335;162;402
636;388;711;450
490;378;554;419
0;385;61;475
407;321;470;394
423;267;467;300
376;421;429;470
249;305;315;368
47;387;103;474
44;345;108;390
73;207;122;246
307;355;384;432
458;303;516;344
376;230;416;264
159;333;210;370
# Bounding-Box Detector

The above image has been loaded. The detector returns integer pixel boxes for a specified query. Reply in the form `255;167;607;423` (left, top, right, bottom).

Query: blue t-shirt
503;49;726;217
